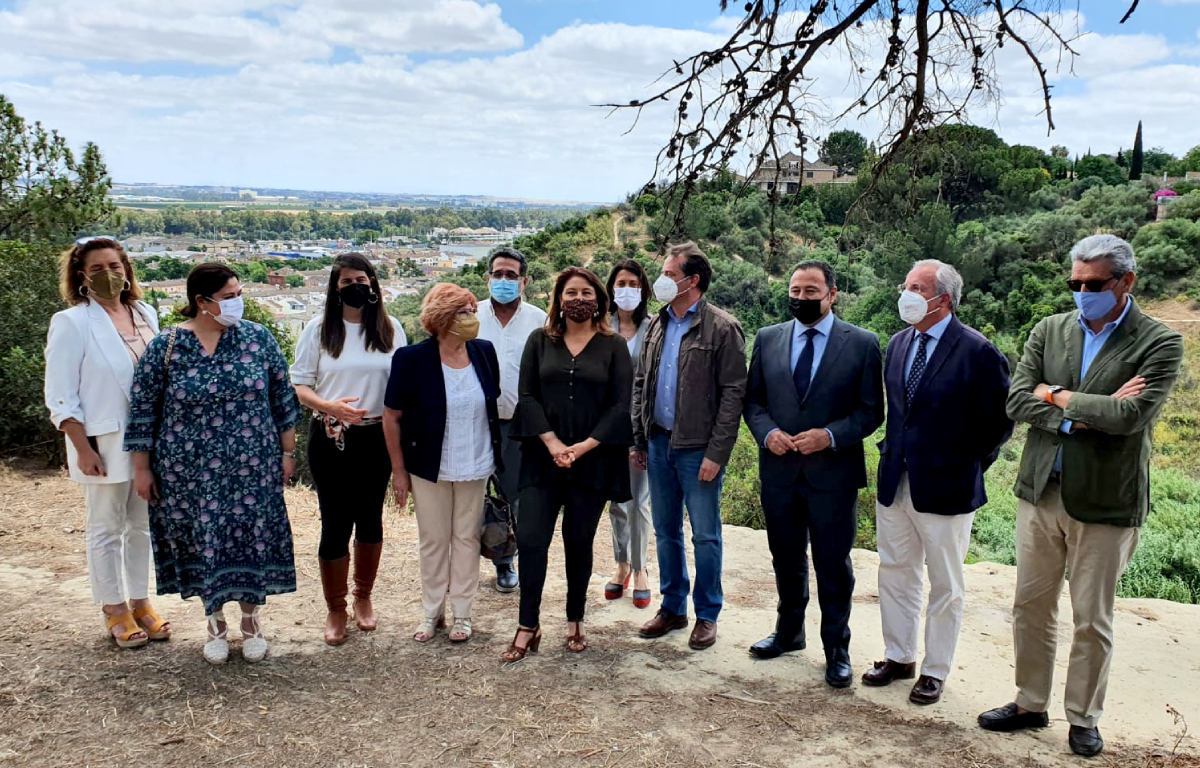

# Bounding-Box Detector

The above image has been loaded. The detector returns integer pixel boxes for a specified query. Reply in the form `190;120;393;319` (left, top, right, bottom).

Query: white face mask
613;286;642;312
897;290;940;326
206;296;245;327
653;274;688;303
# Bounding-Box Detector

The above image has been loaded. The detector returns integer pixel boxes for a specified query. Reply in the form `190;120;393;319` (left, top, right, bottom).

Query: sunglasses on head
75;235;119;247
1066;277;1118;293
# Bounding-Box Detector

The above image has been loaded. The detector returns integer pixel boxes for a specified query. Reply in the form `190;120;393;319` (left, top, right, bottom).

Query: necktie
906;333;931;406
793;328;819;402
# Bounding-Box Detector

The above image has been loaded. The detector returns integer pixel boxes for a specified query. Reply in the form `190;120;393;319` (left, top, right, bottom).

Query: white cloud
0;0;521;66
0;5;1197;201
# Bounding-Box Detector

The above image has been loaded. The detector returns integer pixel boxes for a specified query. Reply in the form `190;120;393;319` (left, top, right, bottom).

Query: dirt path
1;466;1197;768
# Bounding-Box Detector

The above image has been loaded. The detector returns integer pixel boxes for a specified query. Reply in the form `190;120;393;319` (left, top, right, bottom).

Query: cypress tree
1130;121;1144;180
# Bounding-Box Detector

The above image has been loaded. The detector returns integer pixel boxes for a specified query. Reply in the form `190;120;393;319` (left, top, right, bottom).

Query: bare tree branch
606;1;1137;252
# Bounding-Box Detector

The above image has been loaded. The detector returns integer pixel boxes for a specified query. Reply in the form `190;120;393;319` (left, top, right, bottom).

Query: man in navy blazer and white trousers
744;260;884;689
863;259;1012;704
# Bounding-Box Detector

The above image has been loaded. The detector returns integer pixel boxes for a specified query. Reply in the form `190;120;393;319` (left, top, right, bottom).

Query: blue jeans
647;431;725;622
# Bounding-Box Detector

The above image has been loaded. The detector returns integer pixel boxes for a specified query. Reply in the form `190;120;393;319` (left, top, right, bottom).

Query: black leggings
516;479;607;628
309;420;392;561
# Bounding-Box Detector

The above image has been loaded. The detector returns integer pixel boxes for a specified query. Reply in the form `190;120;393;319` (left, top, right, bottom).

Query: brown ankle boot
353;541;383;632
318;556;350;646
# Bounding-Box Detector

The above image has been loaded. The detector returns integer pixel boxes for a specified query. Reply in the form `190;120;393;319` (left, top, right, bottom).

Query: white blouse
438;363;495;482
290;317;407;420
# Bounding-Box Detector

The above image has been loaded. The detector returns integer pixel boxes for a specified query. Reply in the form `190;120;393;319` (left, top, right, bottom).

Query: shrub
0;240;66;459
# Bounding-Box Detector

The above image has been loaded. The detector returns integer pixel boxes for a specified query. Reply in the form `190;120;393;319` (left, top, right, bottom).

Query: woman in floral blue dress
125;263;301;665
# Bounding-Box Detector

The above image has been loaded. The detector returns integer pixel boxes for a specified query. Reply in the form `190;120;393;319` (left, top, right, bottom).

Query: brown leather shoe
862;659;917;687
318;556;350;646
909;675;943;705
353;541;383;632
688;620;717;650
638;609;688;639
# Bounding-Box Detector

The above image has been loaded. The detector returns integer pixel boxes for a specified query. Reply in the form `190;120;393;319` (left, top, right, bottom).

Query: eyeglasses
1066;277;1117;293
490;271;521;281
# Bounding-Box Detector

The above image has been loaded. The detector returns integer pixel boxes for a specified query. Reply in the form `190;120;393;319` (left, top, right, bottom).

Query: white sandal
204;610;228;665
413;615;445;643
241;605;268;663
449;617;473;643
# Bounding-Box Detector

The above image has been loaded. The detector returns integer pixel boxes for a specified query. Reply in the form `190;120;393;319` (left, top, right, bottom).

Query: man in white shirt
476;247;547;592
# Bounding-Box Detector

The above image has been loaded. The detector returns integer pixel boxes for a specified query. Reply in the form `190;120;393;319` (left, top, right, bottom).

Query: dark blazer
744;316;884;491
877;316;1013;516
384;337;503;484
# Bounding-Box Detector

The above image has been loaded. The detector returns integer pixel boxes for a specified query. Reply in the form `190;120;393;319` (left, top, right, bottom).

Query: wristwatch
1043;385;1065;405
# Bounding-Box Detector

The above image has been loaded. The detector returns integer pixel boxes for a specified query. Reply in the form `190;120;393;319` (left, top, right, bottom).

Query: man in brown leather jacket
631;241;747;650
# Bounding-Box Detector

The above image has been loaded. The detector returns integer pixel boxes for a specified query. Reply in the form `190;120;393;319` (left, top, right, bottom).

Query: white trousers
876;474;974;682
82;482;151;606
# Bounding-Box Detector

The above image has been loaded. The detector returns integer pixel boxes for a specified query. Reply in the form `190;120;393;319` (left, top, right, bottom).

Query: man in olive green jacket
978;234;1184;759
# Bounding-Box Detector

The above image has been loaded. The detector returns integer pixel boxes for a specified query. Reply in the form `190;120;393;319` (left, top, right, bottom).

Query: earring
368;293;379;304
78;284;89;297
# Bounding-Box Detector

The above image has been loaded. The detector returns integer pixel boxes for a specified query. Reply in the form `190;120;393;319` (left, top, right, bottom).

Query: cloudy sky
2;0;1198;202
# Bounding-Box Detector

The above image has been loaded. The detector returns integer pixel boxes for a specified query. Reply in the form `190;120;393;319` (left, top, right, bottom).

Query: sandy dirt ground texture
1;465;1198;768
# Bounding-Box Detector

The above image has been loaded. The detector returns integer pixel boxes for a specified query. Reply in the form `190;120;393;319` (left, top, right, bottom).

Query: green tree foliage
1075;154;1128;186
0;240;64;455
285;275;305;288
1;96;114;242
818;130;868;175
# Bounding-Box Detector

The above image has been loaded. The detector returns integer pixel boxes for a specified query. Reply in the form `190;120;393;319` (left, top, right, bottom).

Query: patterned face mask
563;298;598;323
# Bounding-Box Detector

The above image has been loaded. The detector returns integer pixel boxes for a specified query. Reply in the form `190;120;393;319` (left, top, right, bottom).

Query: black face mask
339;283;374;309
789;296;827;325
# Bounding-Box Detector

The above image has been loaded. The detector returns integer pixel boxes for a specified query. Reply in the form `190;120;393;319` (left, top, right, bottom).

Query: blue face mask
1074;290;1117;321
489;278;521;305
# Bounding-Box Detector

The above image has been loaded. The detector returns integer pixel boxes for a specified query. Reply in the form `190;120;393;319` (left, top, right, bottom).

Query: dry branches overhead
606;1;1142;238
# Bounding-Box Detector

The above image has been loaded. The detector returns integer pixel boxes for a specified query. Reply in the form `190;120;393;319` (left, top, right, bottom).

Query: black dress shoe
748;633;806;659
825;648;852;689
1069;726;1104;758
977;703;1050;732
495;563;518;593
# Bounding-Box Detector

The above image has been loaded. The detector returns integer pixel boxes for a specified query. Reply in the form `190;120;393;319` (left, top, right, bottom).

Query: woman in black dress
502;267;633;661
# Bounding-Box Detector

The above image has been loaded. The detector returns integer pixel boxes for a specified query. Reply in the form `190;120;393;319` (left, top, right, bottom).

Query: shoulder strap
163;326;178;380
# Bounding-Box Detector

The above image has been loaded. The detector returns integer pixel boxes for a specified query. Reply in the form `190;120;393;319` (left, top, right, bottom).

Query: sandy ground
1;465;1198;768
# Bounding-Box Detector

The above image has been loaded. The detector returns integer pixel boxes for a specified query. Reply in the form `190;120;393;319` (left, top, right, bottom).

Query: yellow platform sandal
104;611;149;649
132;604;172;641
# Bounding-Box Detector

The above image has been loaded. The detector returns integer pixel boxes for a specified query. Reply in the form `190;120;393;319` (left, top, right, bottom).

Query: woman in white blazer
44;237;171;649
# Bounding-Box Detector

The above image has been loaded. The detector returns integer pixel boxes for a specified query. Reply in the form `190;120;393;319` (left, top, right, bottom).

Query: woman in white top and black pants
44;237;170;648
382;283;503;645
291;253;407;646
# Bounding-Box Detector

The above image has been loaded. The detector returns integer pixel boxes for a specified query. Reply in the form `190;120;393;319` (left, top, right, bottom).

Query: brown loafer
639;609;688;639
909;675;943;705
688;620;717;650
862;659;917;687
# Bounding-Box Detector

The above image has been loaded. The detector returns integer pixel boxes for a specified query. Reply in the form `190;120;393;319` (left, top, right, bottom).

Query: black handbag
480;474;517;560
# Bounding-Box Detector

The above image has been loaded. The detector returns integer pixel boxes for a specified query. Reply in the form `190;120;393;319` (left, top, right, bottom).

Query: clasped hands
547;438;588;468
766;428;831;457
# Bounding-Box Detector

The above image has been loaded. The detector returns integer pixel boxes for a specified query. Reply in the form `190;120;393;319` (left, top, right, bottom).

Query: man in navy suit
744;261;884;688
863;260;1012;705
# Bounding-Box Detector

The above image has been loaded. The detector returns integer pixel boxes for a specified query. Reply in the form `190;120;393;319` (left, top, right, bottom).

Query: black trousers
309;420;392;561
761;474;858;651
516;479;606;628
